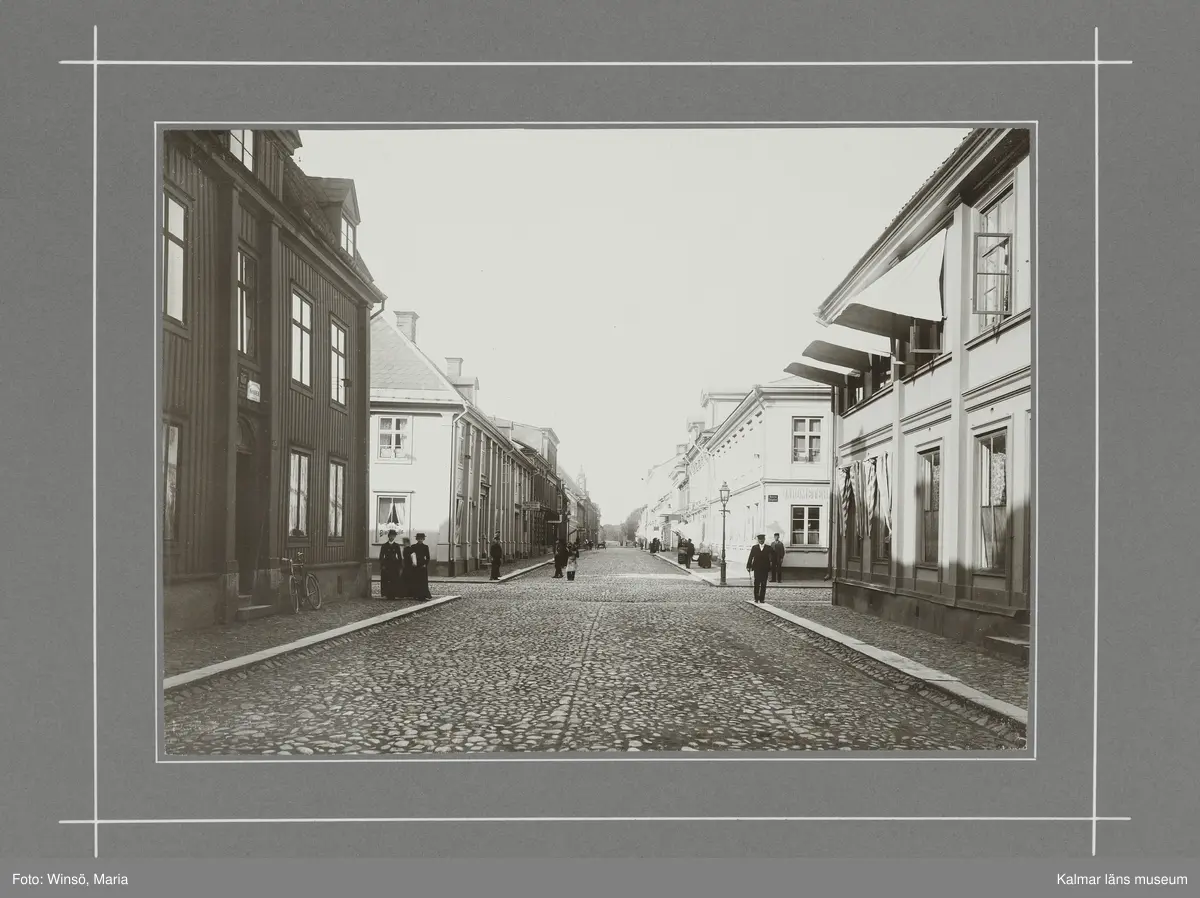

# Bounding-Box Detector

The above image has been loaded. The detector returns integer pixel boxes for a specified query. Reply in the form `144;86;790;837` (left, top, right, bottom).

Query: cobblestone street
164;548;1018;755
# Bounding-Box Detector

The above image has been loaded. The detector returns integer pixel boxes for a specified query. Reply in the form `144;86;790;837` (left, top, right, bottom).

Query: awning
802;323;892;370
831;229;948;340
784;360;860;388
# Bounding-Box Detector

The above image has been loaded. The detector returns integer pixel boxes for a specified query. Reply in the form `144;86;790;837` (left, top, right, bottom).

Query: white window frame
790;504;821;547
971;183;1017;331
287;450;310;539
975;426;1010;574
328;460;346;540
330;317;348;406
374;494;410;544
290;291;313;388
340;215;356;256
229;129;255;172
377;415;413;463
162;192;187;323
236;250;257;357
791;417;823;464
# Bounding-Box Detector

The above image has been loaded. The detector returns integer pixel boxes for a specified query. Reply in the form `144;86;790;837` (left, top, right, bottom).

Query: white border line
1091;26;1101;859
90;24;99;862
60;815;1131;825
155;117;1040;769
63;58;1133;67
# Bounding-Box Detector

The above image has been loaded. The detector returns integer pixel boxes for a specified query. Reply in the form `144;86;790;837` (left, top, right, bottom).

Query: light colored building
675;378;834;578
790;127;1032;658
369;310;540;576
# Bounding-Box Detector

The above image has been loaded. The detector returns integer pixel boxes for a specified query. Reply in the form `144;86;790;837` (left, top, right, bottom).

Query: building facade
161;129;383;632
558;466;601;546
791;127;1032;658
369;311;542;577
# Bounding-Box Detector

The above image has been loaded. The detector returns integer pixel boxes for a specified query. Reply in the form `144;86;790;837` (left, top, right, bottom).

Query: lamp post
719;481;731;587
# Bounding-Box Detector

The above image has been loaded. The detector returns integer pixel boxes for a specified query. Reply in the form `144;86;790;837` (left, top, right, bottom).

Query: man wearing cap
489;532;503;580
409;532;432;600
746;534;772;604
770;533;785;583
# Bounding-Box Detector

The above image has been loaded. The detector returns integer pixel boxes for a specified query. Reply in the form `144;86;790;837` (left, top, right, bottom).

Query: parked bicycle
286;550;322;613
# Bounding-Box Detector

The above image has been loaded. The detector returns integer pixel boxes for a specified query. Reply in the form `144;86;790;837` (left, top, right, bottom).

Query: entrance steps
984;624;1030;664
235;596;276;623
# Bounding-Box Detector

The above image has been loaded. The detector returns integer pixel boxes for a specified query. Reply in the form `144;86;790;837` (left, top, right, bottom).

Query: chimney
445;357;464;378
393;311;419;343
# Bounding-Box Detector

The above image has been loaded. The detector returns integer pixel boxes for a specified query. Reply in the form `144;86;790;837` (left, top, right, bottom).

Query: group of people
746;533;787;603
378;530;434;601
552;539;583;581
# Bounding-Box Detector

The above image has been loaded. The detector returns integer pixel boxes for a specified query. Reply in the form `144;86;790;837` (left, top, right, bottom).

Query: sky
294;127;970;525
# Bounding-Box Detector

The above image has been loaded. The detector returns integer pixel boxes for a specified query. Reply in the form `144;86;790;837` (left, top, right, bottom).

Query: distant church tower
576;466;588;494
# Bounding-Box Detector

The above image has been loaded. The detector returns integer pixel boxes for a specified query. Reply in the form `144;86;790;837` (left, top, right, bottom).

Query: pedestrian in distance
566;542;579;581
379;529;404;600
553;540;568;578
770;533;785;583
489;532;503;580
747;534;773;604
409;532;433;600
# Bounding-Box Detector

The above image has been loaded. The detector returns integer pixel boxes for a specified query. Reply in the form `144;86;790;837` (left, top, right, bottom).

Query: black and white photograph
160;125;1032;756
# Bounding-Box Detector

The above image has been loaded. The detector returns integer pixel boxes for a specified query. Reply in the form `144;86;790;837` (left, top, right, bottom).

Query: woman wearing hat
489;532;503;580
379;529;404;600
408;532;433;600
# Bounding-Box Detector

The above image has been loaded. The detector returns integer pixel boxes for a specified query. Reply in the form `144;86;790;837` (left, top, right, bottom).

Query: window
792;418;822;463
162;193;186;322
229;129;254;171
376;495;408;542
977;430;1008;572
330;319;348;405
972;187;1016;328
847;497;862;560
290;292;313;387
340;215;356;256
328;461;346;539
791;505;821;547
162;422;180;541
904;319;943;375
378;416;411;461
288;451;310;538
918;448;941;565
236;251;257;357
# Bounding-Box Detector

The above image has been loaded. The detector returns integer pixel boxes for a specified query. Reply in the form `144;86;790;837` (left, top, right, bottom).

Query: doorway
234;418;264;597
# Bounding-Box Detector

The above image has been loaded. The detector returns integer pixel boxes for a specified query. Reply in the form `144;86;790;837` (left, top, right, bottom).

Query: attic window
340;215;356;256
229;129;254;172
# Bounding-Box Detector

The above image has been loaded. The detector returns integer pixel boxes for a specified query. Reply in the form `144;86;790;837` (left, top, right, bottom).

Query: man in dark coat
409;532;433;600
379;529;404;600
770;533;785;583
747;534;773;603
489;533;503;580
552;540;568;578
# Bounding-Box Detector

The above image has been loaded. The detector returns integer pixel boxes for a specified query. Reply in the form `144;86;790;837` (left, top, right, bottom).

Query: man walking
552;540;568;578
747;534;772;604
770;533;785;583
489;532;503;580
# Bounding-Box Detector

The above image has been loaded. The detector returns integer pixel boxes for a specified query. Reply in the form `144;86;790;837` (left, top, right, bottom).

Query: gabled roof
307;176;361;224
370;313;463;403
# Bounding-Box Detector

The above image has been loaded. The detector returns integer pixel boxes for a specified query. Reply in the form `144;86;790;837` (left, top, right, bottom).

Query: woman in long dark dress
409;532;433;600
379;529;404;600
397;536;413;598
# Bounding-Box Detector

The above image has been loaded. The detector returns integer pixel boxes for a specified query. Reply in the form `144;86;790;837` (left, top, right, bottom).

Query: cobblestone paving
427;553;556;582
767;599;1029;710
164;548;1015;754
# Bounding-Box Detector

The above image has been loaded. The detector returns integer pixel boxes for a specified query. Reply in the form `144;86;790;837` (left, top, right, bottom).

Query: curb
163;595;462;693
749;600;1027;744
650;551;831;590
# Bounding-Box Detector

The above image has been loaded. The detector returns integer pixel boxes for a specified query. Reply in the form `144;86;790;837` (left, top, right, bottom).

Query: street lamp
719;481;731;587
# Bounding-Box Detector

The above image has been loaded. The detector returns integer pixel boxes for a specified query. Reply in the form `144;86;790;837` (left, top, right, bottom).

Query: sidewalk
368;553;555;587
649;549;1027;712
164;595;433;678
650;550;832;589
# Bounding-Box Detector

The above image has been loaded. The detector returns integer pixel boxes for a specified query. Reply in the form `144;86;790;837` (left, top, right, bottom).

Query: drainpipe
446;409;466;577
828;385;837;582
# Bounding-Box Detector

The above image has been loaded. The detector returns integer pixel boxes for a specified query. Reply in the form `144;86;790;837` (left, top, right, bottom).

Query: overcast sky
294;127;969;525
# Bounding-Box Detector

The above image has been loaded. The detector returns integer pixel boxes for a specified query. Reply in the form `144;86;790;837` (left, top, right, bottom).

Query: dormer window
340;215;356;256
229;129;254;172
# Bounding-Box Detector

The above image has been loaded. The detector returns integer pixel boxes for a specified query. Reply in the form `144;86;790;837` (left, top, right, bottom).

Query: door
234;449;261;596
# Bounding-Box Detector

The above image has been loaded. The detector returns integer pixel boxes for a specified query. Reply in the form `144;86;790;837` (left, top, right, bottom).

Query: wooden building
161;129;385;632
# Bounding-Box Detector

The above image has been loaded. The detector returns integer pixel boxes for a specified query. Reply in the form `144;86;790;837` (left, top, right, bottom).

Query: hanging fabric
877;451;893;542
866;457;878;543
839;466;854;537
852;460;870;541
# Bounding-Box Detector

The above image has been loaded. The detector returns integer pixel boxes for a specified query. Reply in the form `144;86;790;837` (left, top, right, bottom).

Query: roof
369;313;463;400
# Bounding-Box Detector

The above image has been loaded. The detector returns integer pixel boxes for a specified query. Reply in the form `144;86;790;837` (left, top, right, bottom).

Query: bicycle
286;550;322;613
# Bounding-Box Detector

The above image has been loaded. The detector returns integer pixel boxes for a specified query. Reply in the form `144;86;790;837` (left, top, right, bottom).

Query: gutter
445;408;467;575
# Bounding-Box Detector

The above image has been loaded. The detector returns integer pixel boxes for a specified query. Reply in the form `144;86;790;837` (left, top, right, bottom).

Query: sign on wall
775;486;830;503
